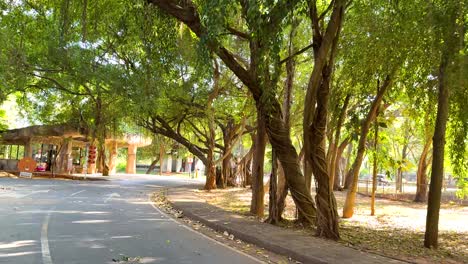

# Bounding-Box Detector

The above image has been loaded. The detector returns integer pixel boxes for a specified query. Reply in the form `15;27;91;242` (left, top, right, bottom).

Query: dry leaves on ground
196;187;468;264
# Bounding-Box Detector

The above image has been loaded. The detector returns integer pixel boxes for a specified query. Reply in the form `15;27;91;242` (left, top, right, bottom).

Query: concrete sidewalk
166;186;407;264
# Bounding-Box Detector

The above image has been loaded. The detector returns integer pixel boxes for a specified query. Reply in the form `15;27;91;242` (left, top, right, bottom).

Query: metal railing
357;180;467;204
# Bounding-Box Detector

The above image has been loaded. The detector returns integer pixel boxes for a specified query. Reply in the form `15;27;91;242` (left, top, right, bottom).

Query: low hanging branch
214;116;247;165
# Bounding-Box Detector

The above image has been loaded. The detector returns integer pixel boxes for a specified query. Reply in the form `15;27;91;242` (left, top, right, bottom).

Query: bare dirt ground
194;188;468;264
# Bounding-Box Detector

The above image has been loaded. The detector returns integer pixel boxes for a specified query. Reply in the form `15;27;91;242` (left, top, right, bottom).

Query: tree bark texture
222;155;234;187
221;118;243;187
334;138;349;190
371;114;379;216
343;143;353;189
302;0;345;239
264;99;317;224
424;2;463;247
204;150;217;190
329;95;350;189
237;142;254;187
221;151;232;187
204;123;217;190
415;139;431;202
205;60;221;190
94;95;109;176
308;64;340;239
276;162;288;220
265;149;279;224
425;53;450;249
250;111;267;217
216;166;223;188
275;22;296;220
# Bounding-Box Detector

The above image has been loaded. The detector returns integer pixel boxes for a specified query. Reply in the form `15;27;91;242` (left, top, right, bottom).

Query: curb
1;173;110;182
60;175;110;181
167;189;327;264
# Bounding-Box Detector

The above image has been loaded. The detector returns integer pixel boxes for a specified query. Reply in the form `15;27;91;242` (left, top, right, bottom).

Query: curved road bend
0;176;262;264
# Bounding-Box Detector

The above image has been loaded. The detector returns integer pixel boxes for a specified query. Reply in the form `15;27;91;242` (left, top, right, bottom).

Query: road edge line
147;194;265;264
41;208;54;264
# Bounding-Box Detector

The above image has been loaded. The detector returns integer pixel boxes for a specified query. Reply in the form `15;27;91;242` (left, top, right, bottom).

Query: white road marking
104;193;121;203
71;220;113;224
69;190;86;197
41;209;54;264
0;189;49;198
148;195;264;264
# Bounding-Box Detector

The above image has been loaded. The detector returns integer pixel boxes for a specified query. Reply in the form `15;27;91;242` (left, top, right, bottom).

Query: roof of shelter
0;124;151;147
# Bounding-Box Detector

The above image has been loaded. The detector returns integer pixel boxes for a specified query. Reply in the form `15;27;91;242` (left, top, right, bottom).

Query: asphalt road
0;175;262;264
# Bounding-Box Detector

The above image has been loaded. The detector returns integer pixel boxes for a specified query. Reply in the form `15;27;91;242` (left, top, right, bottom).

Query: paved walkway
166;186;407;264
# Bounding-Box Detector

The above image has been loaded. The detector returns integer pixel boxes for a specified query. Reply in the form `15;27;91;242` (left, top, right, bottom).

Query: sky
0;94;30;129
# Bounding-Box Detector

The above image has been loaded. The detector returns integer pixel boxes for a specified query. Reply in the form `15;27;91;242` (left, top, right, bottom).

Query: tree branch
318;0;335;21
226;26;250;40
280;43;314;64
147;0;260;99
28;72;91;97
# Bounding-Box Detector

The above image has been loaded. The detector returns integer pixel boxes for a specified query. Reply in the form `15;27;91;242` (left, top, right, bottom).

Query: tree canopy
0;0;466;248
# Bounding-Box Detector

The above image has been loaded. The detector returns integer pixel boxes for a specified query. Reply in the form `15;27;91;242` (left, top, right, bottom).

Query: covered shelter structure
0;124;151;175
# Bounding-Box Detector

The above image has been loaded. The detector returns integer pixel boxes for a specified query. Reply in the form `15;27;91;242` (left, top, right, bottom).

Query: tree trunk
415;139;431;202
204;150;217;190
343;76;393;218
204;125;217;190
301;0;346;238
343;169;353;190
308;64;340;239
424;4;463;246
221;146;232;187
220;154;231;188
223;155;236;187
329;95;350;190
146;157;160;174
250;111;267;217
245;158;252;186
237;142;254;187
303;160;313;192
334;138;349;190
276;163;288;220
297;159;313;223
159;145;165;174
145;116;210;167
94;95;109;176
98;142;109;176
263;99;317;224
149;0;317;227
265;149;279;224
221;119;239;188
396;143;408;193
371;113;379;216
396;168;402;193
216;166;223;188
342;143;353;189
425;52;451;249
275;21;297;220
205;59;221;191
